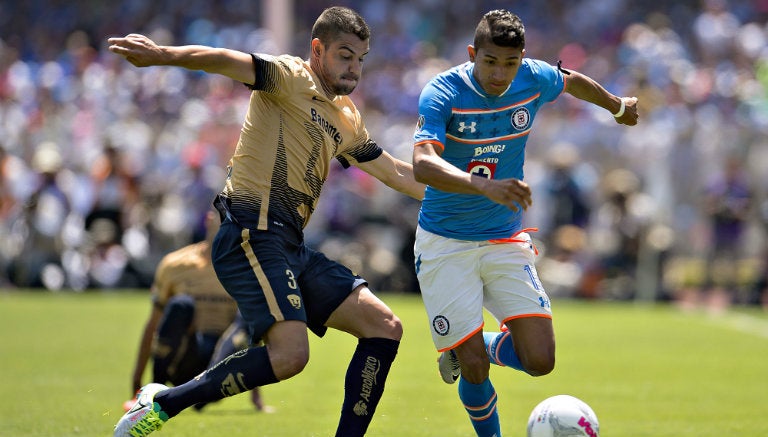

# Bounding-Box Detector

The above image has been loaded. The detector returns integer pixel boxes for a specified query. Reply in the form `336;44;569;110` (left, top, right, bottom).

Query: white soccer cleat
438;350;461;384
113;383;170;437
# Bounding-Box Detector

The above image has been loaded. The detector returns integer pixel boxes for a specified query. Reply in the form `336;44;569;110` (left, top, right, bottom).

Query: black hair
311;6;370;43
473;9;525;49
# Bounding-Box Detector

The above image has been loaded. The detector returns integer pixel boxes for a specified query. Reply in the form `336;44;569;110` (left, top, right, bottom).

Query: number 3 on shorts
285;269;297;289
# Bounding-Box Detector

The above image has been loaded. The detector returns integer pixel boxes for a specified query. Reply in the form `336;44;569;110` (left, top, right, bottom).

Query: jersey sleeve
244;54;296;97
528;58;566;103
336;105;383;168
336;138;383;168
414;78;453;152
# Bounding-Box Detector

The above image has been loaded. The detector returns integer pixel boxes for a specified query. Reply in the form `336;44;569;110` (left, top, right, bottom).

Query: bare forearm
413;146;532;211
390;160;427;200
356;151;426;201
413;153;485;195
108;34;253;84
565;71;621;113
159;46;251;80
565;70;638;125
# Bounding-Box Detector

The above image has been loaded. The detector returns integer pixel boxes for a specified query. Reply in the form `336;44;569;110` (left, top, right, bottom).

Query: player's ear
311;38;323;58
468;45;476;62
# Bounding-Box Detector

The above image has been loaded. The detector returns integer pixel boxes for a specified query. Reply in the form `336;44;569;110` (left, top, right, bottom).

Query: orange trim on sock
490;331;511;367
464;391;497;412
468;404;498;422
466;394;498;421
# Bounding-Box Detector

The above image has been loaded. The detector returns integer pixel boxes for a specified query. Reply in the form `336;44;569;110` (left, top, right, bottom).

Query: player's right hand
107;34;163;67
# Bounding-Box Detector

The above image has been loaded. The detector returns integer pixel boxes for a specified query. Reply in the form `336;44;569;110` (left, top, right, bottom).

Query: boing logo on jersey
511;107;531;130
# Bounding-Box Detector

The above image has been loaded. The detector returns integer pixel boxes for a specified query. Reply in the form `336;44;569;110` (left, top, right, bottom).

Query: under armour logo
539;296;550;309
458;121;476;133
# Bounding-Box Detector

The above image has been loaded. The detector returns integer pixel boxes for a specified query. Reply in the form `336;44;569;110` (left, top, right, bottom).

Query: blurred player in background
125;210;268;413
109;6;425;437
411;9;638;437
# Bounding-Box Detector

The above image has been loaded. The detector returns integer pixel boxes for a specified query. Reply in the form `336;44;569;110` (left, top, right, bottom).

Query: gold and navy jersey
152;241;238;335
220;54;383;235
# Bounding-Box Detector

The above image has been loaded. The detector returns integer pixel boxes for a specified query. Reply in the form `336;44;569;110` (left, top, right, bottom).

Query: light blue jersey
414;58;566;240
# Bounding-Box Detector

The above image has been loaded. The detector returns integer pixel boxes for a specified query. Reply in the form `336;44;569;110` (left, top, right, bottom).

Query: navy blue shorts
211;217;366;342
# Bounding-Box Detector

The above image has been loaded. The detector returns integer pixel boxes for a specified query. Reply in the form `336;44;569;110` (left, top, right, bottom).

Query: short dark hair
311;6;370;44
473;9;525;50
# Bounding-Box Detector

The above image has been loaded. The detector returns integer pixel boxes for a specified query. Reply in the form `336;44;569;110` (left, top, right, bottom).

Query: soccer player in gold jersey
126;211;268;413
109;6;425;437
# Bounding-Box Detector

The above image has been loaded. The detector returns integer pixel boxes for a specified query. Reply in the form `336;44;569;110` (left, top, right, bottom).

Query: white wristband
612;98;626;118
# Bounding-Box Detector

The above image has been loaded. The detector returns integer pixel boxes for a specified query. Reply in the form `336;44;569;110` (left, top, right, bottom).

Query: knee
522;353;555;377
166;294;195;314
458;349;491;384
281;353;309;379
384;314;403;341
269;347;310;380
361;309;403;341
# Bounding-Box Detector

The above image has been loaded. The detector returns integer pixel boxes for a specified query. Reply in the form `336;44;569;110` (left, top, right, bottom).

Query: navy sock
335;337;399;437
483;331;524;372
458;377;501;437
155;345;277;418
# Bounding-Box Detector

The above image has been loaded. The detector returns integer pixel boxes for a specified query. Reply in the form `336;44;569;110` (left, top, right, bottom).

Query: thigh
212;221;309;342
481;236;552;327
155;332;206;386
414;227;485;351
298;246;367;337
504;316;555;375
156;294;195;338
325;285;401;339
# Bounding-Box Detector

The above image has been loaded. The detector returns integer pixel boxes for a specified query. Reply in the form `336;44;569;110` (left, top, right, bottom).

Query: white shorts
414;225;552;351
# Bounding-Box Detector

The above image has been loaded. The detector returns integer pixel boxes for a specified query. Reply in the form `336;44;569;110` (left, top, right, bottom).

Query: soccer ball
526;394;600;437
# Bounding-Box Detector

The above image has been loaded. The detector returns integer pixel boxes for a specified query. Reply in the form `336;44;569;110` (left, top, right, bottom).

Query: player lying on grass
124;210;269;413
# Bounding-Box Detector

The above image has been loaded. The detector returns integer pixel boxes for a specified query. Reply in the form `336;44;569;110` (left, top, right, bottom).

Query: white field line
706;312;768;339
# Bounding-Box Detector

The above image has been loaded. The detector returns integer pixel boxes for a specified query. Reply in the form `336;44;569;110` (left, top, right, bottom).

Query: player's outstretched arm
356;150;426;201
108;33;255;85
564;70;638;126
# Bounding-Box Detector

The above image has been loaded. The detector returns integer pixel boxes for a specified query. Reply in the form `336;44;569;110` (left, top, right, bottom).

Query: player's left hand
614;97;639;126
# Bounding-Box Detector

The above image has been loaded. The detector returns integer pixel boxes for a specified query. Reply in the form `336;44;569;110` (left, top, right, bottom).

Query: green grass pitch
1;290;766;436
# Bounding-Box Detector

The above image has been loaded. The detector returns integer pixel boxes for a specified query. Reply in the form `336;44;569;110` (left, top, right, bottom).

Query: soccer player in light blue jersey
412;9;638;437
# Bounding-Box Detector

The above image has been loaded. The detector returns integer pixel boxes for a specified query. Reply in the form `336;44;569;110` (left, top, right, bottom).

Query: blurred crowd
1;0;767;309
